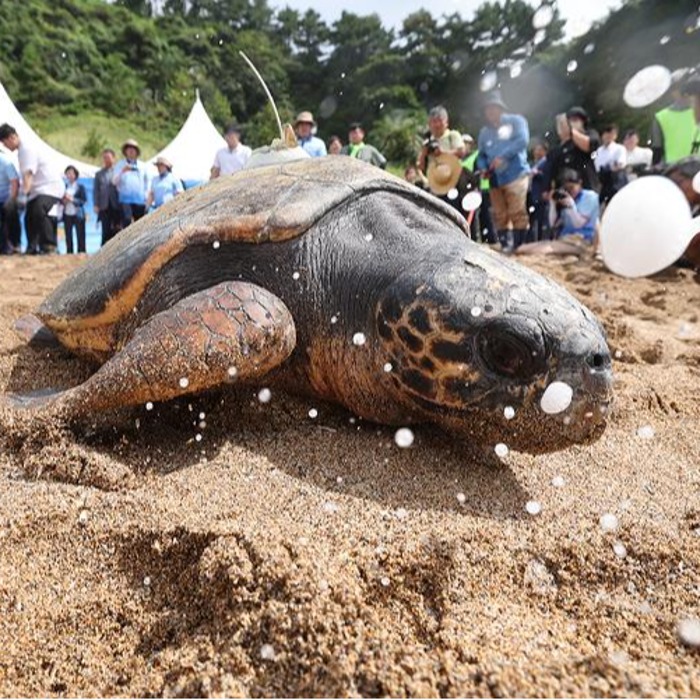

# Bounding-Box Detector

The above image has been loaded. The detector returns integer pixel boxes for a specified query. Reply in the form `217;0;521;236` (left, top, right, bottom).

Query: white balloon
462;191;483;212
623;65;672;108
600;176;700;278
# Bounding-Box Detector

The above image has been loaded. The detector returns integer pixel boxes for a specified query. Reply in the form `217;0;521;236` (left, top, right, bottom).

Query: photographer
113;139;149;228
516;169;599;257
417;106;468;211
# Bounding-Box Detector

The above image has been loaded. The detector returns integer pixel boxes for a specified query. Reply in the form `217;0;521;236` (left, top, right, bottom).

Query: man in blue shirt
113;139;149;228
294;112;327;158
476;92;530;252
0;147;20;253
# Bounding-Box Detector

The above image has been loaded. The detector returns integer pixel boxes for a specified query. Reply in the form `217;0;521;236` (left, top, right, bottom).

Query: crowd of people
0;67;698;271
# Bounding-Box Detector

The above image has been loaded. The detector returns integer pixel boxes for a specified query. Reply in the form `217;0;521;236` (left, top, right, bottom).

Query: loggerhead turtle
4;156;613;454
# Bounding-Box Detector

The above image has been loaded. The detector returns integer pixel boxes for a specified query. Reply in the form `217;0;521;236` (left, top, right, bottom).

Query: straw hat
155;156;173;170
427;153;463;195
294;111;316;126
121;139;141;157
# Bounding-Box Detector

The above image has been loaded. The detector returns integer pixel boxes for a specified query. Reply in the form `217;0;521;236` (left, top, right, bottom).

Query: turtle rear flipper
5;282;296;416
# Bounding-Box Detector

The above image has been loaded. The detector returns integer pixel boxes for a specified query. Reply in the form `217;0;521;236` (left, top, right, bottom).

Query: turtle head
245;124;310;170
375;250;613;454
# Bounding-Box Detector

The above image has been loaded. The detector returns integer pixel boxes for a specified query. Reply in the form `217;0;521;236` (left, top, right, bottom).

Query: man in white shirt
210;125;252;178
0;123;64;254
595;123;627;207
622;129;652;180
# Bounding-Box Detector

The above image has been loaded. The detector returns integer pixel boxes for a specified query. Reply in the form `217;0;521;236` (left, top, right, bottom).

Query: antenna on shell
239;50;284;141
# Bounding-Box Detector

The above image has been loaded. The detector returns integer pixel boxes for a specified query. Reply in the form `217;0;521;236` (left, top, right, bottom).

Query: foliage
0;0;698;164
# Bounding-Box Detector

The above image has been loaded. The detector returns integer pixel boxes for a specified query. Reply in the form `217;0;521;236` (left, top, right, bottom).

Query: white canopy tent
0;81;98;177
150;90;226;184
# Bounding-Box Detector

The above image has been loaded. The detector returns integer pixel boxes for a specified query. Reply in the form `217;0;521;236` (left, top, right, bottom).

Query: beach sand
0;252;698;697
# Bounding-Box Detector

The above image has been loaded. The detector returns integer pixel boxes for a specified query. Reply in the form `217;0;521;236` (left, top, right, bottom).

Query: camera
552;189;569;201
423;134;440;154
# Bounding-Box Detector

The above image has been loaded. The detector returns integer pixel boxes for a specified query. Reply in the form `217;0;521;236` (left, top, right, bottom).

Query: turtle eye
477;323;546;381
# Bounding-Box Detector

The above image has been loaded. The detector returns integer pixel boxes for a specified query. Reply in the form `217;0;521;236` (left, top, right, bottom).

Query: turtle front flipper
5;282;296;417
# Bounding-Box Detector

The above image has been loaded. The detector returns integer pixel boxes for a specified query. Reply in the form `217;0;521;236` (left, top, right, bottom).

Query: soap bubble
678;618;700;647
526;500;542;515
494;443;509;458
599;513;619;532
480;70;498;92
540;381;573;414
532;3;554;29
462;191;483;212
352;332;366;346
258;388;272;403
394;427;415;448
566;60;578;73
504;406;515;420
623;65;672;108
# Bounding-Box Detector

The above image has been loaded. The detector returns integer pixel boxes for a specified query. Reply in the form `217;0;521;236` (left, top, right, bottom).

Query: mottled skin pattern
5;158;613;454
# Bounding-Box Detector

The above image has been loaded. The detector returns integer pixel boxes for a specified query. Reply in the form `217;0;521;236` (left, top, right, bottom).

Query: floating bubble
395;507;408;519
532;3;554;29
470;306;482;317
551;475;565;487
195;433;202;442
308;408;318;419
259;643;276;661
146;401;154;411
659;34;670;45
218;39;224;46
583;42;595;54
330;315;338;324
227;366;238;378
613;541;627;558
258;388;272;403
504;406;515;420
143;575;152;586
319;95;338;119
480;70;498;92
623;65;672;108
526;500;542;515
510;64;523;79
352;332;366;346
494;443;509;458
566;60;578;73
462;191;483;212
78;509;89;525
636;425;655;439
380;576;391;587
394;427;415;448
456;492;467;504
179;377;190;389
599;513;619;532
497;124;513;140
533;28;547;45
323;501;339;513
212;241;220;249
678;618;700;647
383;362;393;372
364;233;374;242
540;381;573;414
292;271;300;280
447;188;459;200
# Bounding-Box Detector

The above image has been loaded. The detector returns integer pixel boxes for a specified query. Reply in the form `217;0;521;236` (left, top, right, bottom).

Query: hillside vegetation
0;0;697;164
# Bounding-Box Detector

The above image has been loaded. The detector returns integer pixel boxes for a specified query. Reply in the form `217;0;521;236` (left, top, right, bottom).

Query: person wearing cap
476;92;531;252
547;107;600;193
94;148;122;246
651;69;698;166
0;123;64;254
294;112;327;158
147;156;183;210
211;124;252;179
113;139;150;228
340;123;386;168
517;168;599;257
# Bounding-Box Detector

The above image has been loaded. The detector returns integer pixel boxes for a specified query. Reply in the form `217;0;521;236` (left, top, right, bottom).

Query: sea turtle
4;156;613;454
